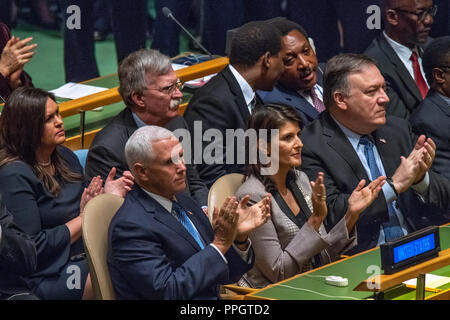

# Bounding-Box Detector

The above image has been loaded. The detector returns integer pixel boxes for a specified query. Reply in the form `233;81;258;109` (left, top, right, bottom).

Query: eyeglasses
149;79;184;95
437;66;450;72
393;4;438;21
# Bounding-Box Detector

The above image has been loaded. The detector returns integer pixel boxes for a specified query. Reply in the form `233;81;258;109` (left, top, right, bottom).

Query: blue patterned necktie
172;201;204;249
359;135;404;242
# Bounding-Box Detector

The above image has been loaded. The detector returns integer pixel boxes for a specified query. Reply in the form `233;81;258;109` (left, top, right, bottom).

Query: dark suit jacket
85;107;209;206
411;90;450;181
0;200;37;297
0;22;33;101
258;64;325;128
107;185;253;299
364;33;425;119
183;66;261;188
300;112;450;253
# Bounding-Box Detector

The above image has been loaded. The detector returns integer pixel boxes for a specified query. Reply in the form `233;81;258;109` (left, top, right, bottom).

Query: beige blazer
235;170;357;288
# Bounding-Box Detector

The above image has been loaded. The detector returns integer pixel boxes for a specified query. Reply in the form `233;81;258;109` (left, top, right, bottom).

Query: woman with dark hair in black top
0;87;134;299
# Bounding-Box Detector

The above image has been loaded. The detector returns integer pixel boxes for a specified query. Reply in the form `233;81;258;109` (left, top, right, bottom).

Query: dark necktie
172;201;204;249
249;96;257;112
359;136;404;242
410;51;429;99
309;88;326;113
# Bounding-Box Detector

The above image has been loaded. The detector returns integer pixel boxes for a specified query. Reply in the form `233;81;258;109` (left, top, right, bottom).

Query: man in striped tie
107;125;271;300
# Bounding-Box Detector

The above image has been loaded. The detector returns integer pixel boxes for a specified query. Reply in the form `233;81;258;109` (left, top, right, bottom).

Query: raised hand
103;167;134;198
348;176;385;216
80;175;104;215
308;172;328;231
345;176;385;232
235;194;271;238
0;36;37;78
212;196;239;254
414;136;436;184
392;137;427;193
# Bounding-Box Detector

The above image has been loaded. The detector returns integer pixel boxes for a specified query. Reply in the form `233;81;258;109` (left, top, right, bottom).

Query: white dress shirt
383;31;429;86
228;64;256;113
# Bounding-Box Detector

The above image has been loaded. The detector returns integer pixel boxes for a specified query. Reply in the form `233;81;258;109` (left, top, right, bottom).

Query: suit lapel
372;129;398;178
429;91;450;117
322;113;369;182
222;66;251;124
276;84;319;120
378;35;422;102
133;186;204;251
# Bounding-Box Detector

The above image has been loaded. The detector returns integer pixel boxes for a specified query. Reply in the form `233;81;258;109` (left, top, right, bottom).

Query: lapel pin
379;138;386;144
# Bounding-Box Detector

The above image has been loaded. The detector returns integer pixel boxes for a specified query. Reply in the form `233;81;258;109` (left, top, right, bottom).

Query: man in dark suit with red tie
365;0;436;119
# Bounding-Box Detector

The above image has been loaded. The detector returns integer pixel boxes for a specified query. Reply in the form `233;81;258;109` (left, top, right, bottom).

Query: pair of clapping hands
211;194;271;254
80;167;134;214
0;36;36;89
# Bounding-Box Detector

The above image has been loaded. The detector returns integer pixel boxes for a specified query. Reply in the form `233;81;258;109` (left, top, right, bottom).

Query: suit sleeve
86;143;126;181
110;219;232;300
0;203;37;276
0;165;71;273
184;95;233;188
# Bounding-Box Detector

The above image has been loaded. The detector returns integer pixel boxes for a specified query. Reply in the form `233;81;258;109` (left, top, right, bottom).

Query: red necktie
410;51;428;99
309;88;326;113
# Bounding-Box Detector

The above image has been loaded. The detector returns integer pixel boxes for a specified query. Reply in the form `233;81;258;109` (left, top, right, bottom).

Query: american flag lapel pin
379;138;386;144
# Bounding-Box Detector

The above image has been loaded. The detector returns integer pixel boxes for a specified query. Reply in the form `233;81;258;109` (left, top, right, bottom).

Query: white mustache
169;99;182;110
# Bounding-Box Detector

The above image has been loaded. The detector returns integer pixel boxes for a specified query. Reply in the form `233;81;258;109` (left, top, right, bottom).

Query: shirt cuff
411;171;430;195
209;239;253;265
210;243;228;264
232;238;252;264
382;182;397;203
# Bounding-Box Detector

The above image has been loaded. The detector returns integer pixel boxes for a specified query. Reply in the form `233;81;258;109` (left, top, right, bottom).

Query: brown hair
0;87;82;195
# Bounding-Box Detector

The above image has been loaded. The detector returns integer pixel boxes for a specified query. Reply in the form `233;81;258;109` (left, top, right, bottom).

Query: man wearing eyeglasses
365;0;437;119
411;36;450;185
85;49;210;208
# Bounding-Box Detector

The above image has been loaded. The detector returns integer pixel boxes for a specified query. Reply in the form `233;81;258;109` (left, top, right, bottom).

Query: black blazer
364;33;425;119
184;66;261;188
411;90;450;181
300;112;450;253
0;200;37;297
258;64;325;128
107;185;253;299
85;107;209;206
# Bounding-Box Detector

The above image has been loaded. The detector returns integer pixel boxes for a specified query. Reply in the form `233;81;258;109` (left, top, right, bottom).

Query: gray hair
125;125;175;175
118;49;172;109
323;53;376;109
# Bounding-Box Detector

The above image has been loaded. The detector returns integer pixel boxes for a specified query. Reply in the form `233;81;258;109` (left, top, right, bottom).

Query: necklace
38;160;52;167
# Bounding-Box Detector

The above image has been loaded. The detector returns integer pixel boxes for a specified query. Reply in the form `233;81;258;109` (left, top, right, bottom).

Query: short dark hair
229;21;282;67
266;17;309;39
323;53;376;108
422;36;450;84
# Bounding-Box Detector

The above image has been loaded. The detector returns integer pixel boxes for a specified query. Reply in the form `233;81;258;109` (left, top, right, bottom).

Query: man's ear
432;68;445;85
385;9;399;27
133;163;148;182
262;52;272;69
131;91;145;109
333;91;348;111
